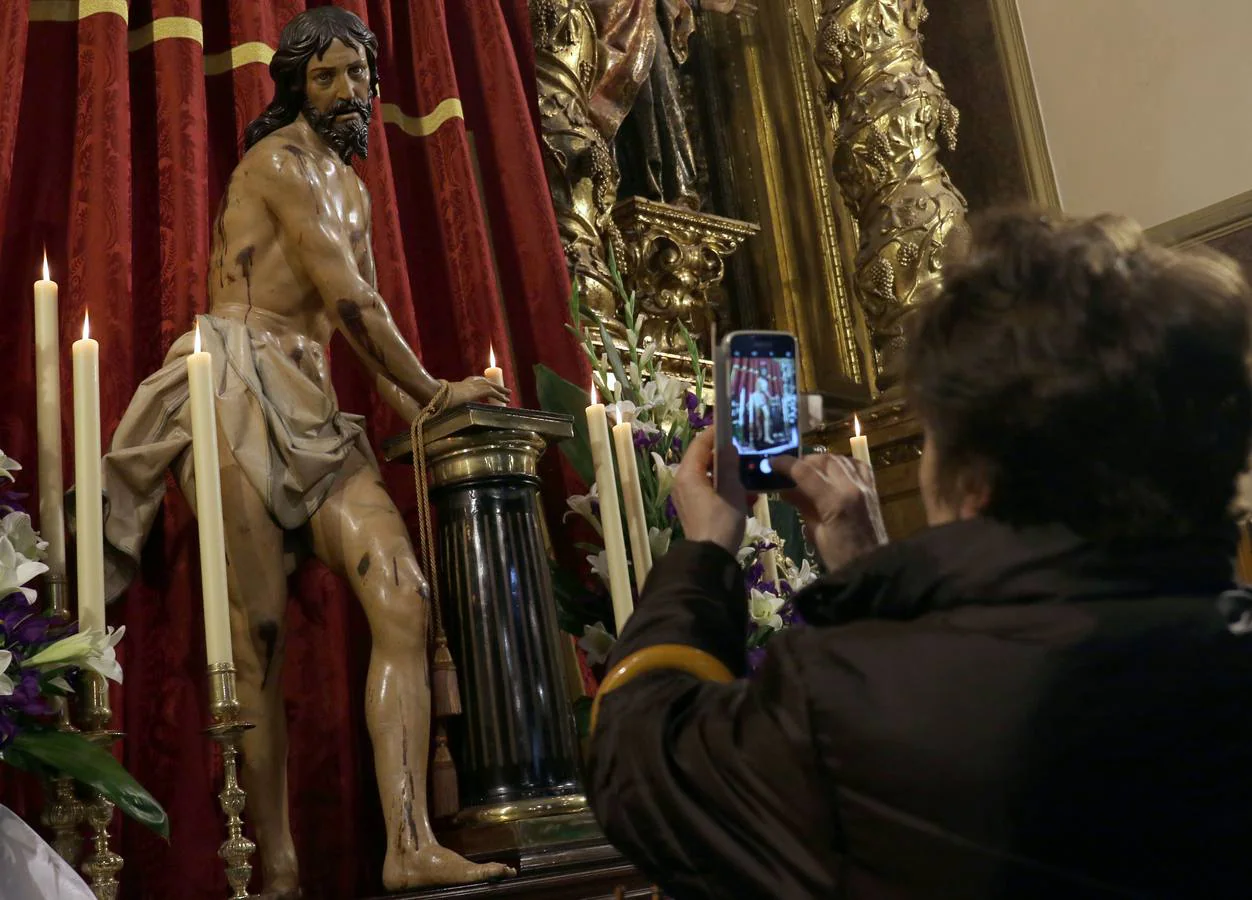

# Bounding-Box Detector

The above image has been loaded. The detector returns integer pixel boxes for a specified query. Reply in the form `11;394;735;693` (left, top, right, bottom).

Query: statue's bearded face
302;38;373;163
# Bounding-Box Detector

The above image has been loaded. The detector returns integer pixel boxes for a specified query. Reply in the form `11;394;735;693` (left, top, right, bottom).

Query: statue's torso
208;120;375;357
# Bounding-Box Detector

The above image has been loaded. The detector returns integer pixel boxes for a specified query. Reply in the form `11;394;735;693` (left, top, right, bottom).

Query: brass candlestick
79;671;125;900
41;581;86;867
205;661;256;900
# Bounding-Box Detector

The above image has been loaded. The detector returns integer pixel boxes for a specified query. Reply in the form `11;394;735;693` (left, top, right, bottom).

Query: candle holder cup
204;661;257;900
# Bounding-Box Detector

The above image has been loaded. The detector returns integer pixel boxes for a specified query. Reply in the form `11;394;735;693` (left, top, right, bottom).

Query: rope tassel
410;381;463;816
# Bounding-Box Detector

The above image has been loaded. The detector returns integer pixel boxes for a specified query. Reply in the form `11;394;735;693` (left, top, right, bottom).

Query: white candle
753;494;779;585
484;344;505;405
586;381;633;633
72;312;104;633
612;405;653;593
34;252;67;585
850;414;872;468
186;321;233;668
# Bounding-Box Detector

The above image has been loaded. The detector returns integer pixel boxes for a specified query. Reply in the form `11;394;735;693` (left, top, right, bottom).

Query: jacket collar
794;517;1235;627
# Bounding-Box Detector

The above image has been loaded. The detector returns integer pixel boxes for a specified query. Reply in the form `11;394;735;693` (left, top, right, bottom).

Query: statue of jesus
97;7;513;895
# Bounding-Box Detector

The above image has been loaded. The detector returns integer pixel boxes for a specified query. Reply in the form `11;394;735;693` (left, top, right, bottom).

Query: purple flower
0;593;54;646
684;394;713;429
671;435;684;454
633;429;661;451
2;669;52;717
747;647;767;673
664;497;677;521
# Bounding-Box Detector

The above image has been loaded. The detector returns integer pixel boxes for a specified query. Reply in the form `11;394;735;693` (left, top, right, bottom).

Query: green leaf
597;319;635;405
8;730;169;839
534;364;595;488
681;323;705;396
569;274;582;326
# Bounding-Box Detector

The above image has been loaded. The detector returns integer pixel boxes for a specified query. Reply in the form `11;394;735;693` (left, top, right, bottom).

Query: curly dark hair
243;7;379;151
903;209;1252;544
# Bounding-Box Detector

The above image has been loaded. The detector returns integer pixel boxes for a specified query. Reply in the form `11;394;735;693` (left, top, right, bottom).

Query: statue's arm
355;194;426;420
252;149;444;404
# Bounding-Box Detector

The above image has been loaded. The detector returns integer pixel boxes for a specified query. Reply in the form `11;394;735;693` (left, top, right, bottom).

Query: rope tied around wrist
409;379;461;817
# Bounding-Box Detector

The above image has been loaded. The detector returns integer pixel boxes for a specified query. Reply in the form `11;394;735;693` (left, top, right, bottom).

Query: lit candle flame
41;249;49;282
488;344;496;369
81;310;90;342
590;378;598;406
615;402;623;423
194;318;202;354
854;414;862;438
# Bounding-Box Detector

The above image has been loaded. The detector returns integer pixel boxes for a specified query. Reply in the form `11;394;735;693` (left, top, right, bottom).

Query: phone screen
725;332;800;491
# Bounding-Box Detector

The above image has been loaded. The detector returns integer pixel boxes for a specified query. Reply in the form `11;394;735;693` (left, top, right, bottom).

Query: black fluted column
386;405;584;820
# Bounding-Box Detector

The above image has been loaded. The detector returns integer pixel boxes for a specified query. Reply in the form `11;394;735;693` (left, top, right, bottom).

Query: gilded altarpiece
693;2;870;404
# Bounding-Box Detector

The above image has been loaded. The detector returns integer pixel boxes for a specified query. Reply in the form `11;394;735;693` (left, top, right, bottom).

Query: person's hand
673;428;750;556
772;453;883;571
699;0;758;18
446;376;510;408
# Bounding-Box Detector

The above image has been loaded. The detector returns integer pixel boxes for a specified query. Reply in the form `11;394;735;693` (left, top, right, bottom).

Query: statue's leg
178;448;298;896
307;467;514;888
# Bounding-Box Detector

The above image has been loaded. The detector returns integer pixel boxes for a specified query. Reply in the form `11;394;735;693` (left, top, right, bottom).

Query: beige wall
1015;0;1252;229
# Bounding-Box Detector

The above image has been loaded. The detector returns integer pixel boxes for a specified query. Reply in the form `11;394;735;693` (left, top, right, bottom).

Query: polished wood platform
359;837;663;900
363;852;659;900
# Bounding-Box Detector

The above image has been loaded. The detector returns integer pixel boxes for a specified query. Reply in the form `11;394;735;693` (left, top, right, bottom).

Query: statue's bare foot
383;844;516;890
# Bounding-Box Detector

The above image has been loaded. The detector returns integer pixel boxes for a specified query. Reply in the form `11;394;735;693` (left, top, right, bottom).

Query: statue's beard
303;98;372;163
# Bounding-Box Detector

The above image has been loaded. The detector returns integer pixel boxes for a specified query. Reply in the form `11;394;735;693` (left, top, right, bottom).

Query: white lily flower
639;373;687;413
0;450;20;483
648;526;672;558
564;484;602;535
611;400;638;425
741;516;769;548
577;622;616;667
82;626;126;684
587;550;610;587
0;649;14;696
1;510;47;561
749;589;786;632
788;558;818;591
632;418;661;437
24;631;97;670
651;452;677;501
639;341;658;369
49;675;75;694
0;534;49;604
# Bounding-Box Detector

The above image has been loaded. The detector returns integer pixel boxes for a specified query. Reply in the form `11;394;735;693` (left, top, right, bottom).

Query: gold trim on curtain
24;7;466;139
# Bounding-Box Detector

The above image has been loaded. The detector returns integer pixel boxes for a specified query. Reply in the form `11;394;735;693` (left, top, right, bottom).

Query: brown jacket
588;518;1252;898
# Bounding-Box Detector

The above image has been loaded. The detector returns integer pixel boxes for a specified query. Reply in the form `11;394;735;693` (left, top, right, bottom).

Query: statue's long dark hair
243;7;380;151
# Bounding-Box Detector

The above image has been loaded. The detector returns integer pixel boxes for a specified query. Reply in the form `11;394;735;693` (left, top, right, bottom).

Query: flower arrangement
535;264;817;695
0;450;167;838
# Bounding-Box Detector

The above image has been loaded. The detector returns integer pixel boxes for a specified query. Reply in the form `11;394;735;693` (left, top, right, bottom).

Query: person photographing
587;211;1252;899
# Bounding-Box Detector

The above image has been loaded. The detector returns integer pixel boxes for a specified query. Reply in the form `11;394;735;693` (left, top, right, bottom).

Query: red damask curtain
0;1;584;897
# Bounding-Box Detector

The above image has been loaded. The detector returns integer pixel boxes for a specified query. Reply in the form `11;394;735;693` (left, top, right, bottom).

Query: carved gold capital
611;197;759;351
815;0;969;386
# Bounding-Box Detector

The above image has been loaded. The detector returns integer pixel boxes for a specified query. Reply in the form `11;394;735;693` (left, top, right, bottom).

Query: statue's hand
446;376;511;409
700;0;757;17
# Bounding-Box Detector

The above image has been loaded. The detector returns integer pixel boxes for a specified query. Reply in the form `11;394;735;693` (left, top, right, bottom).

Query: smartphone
715;330;801;491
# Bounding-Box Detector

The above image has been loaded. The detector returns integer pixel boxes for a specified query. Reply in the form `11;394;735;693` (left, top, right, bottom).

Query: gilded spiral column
531;0;622;321
815;0;969;388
